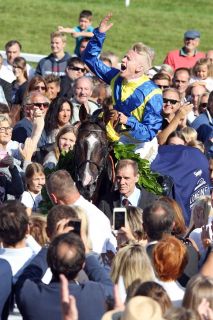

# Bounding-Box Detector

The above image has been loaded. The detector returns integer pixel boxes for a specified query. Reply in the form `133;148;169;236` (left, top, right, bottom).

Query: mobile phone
113;208;127;231
67;219;81;236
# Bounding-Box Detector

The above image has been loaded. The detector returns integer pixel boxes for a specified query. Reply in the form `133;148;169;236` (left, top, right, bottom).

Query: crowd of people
0;9;213;320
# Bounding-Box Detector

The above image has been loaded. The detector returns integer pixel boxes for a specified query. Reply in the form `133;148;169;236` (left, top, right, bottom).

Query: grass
0;0;212;65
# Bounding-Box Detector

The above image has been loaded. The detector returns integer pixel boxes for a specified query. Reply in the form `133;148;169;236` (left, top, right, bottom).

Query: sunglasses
68;66;85;73
34;85;46;91
13;65;23;69
27;102;49;109
163;98;179;105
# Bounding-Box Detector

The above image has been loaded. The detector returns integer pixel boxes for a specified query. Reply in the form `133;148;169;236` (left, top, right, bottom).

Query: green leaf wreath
113;143;163;195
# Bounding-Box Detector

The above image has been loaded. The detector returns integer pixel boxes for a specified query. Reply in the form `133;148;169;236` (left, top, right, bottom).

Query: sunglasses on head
163;98;179;105
68;66;85;72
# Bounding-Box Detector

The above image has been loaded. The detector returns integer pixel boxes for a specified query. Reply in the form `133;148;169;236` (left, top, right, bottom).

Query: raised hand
99;13;113;33
201;224;212;248
198;298;213;320
177;102;193;121
19;138;36;161
60;274;78;320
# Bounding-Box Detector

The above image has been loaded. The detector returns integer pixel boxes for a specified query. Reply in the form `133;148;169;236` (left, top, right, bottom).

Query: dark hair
166;130;186;145
134;281;172;314
79;37;90;45
45;96;73;134
0;200;29;246
13;56;28;80
152;73;171;82
47;205;78;239
102;96;113;112
47;232;85;280
0;103;10;114
79;10;93;20
67;57;84;68
44;74;60;85
158;196;187;237
174;68;191;78
27;75;47;93
208;91;213;112
143;200;175;240
5;40;22;51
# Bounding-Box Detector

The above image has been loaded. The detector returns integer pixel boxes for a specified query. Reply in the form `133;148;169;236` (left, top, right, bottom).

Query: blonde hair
188;140;205;153
160;64;175;79
51;31;66;43
29;214;48;246
0;114;12;127
181;127;197;144
25;163;45;190
126;206;145;240
182;274;213;310
71;205;92;251
131;42;152;72
111;243;154;291
192;58;213;78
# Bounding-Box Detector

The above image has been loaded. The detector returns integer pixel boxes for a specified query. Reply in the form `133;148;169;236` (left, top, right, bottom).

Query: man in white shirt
0;200;40;283
70;76;99;123
46;169;116;254
0;40;34;83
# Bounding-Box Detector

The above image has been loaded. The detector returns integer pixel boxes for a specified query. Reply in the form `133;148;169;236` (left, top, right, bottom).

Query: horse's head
74;120;108;200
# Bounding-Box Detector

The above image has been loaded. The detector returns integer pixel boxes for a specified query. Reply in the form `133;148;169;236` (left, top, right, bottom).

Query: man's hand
104;109;119;126
19;138;36;161
60;274;78;320
0;155;14;169
55;219;74;238
99;13;113;33
177;102;193;120
198;298;213;320
201;224;212;248
118;112;128;125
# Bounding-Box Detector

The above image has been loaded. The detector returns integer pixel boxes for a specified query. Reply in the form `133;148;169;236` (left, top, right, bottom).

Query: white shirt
0;235;41;283
70;99;99;124
0;60;34;83
156;279;185;307
189;216;213;265
72;195;116;254
20;191;43;212
121;186;141;207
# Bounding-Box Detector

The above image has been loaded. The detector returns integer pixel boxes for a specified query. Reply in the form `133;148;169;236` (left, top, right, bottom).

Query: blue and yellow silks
83;28;163;142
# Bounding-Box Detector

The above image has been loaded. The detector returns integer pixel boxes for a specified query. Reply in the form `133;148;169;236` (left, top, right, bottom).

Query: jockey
83;13;163;160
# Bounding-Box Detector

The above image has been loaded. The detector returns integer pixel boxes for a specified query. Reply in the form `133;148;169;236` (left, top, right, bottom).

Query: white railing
0;50;46;63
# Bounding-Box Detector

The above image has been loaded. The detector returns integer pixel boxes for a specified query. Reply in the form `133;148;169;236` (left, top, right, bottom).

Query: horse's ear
95;118;106;131
79;104;90;123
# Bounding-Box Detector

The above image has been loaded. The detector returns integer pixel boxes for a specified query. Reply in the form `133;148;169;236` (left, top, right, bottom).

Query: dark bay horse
74;119;114;203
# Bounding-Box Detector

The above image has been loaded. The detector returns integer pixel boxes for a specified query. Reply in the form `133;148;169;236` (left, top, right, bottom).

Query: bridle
74;127;109;184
